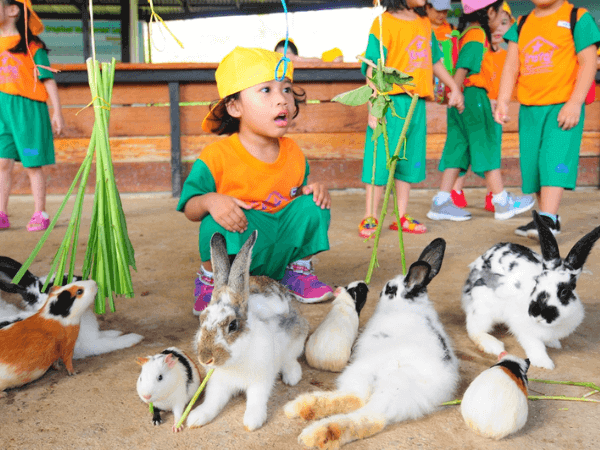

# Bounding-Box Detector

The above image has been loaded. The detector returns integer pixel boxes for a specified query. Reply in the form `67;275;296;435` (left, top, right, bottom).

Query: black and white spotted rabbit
462;211;600;369
285;238;459;449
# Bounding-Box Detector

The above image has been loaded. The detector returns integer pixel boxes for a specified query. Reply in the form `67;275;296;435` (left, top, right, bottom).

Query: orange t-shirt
512;2;586;105
433;20;454;42
364;12;435;99
461;27;489;90
480;48;507;100
198;134;307;213
0;36;49;102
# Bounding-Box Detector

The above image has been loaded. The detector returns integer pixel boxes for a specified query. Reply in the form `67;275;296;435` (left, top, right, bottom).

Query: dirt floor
1;187;599;450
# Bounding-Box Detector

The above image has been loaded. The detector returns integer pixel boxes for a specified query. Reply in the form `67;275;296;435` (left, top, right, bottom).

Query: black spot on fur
515;281;521;289
427;318;452;362
557;282;576;306
528;292;559;324
494;359;528;385
49;290;77;317
371;332;390;339
506;243;539;264
384;283;397;299
0;317;22;329
509;261;517;271
347;282;369;317
161;349;194;386
152;406;163;425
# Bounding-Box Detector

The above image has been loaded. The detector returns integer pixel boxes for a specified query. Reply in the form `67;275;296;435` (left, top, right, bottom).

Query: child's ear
225;98;242;119
8;4;20;19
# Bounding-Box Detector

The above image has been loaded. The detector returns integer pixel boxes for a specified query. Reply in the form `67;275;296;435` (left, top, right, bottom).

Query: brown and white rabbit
305;281;368;372
186;231;309;431
0;256;143;360
462;211;600;369
136;347;202;432
461;353;530;440
0;280;98;397
285;238;459;449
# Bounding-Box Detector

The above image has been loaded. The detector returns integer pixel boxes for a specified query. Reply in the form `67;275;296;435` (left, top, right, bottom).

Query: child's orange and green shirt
0;36;54;103
361;12;443;100
456;27;488;90
176;134;309;215
504;1;600;105
432;20;454;43
480;47;507;100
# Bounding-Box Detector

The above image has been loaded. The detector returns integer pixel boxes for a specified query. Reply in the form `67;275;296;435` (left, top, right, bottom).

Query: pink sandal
26;211;50;232
0;212;9;229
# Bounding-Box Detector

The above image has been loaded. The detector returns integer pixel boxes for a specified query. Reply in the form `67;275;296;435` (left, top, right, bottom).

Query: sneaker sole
426;211;471;221
526;229;561;239
290;290;335;304
514;228;530;237
494;202;535;221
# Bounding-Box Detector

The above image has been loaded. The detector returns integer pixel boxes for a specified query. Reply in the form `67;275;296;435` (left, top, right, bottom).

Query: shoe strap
196;273;214;286
288;262;314;275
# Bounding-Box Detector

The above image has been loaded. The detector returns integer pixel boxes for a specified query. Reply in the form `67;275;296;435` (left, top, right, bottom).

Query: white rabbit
186;231;309;431
0;256;144;359
305;281;368;372
461;353;530;440
136;347;202;432
462;211;600;369
285;238;459;449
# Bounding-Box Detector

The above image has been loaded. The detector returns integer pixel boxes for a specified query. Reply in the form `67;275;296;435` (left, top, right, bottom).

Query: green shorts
518;103;584;194
199;195;331;280
362;95;426;185
439;86;501;177
0;91;55;168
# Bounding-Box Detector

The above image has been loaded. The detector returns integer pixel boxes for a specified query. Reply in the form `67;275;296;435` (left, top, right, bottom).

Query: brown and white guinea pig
136;347;202;432
305;281;369;372
0;280;98;397
461;353;530;440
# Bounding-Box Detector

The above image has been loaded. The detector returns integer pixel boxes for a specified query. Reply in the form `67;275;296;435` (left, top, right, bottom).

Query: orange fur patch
499;366;528;397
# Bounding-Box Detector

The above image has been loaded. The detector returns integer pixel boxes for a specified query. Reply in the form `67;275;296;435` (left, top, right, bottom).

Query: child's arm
301;183;331;209
495;41;519;125
557;45;598;130
43;79;65;136
433;60;465;113
183;193;251;233
365;66;379;130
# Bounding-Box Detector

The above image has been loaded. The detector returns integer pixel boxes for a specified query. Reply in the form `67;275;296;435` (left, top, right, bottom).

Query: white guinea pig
136;347;202;432
461;353;530;440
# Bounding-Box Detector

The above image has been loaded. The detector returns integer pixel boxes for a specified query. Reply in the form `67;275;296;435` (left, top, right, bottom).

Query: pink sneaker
280;262;334;303
26;211;50;232
193;273;214;315
0;212;9;229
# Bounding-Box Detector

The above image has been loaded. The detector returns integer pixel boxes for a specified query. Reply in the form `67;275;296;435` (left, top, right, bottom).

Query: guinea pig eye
157;375;163;381
228;320;238;333
77;289;84;295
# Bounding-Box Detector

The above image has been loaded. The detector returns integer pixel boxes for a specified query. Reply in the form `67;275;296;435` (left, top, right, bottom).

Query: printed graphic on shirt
250;191;288;211
0;52;22;84
405;35;430;73
522;37;558;76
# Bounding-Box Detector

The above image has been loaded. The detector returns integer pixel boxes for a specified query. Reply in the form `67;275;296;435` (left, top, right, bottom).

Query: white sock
434;191;451;205
200;266;214;279
291;259;312;269
492;190;508;205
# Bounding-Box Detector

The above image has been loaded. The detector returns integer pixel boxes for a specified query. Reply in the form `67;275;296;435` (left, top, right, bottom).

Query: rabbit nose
143;394;151;400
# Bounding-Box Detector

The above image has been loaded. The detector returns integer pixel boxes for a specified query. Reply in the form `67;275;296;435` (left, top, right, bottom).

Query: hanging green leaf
332;85;373;106
381;66;414;87
370;95;388;119
369;74;393;94
371;122;384;141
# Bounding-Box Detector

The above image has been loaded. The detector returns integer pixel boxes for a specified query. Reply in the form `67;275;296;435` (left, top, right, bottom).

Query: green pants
199;195;330;280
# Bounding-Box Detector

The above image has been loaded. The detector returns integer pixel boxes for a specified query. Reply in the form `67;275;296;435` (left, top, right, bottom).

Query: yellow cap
321;48;343;63
202;47;294;134
502;2;514;22
15;0;44;35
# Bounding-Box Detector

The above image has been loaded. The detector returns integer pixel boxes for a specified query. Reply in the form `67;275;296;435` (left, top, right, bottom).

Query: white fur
305;287;359;372
285;239;459;449
461;355;529;439
136;347;201;432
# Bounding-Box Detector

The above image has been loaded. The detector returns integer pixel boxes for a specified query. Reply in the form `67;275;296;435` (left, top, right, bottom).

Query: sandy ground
1;187;599;450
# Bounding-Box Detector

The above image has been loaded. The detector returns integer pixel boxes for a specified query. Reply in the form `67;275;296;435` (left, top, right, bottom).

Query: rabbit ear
404;261;432;293
227;230;258;307
417;238;446;280
210;233;231;292
564;225;600;271
534;211;561;262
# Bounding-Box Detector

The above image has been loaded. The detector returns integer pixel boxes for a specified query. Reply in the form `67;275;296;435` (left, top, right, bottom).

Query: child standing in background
177;47;333;314
426;0;454;43
358;0;464;238
0;0;64;231
450;1;513;212
495;0;600;238
427;0;534;222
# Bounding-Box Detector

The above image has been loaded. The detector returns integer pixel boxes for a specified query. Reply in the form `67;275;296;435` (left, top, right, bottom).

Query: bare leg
393;179;410;218
24;166;46;212
439;168;461;193
364;184;384;219
538;186;563;215
484;169;504;195
452;173;466;192
0;158;14;213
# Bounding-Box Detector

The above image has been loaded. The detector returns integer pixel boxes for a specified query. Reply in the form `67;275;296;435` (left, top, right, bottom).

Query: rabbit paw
281;360;302;386
473;333;505;356
546;339;562;349
299;421;343;450
529;354;555;370
186;407;212;429
152;417;163;426
243;408;267;431
172;422;183;433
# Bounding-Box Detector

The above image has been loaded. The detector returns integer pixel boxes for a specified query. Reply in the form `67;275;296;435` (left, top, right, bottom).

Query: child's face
491;11;511;45
487;6;504;32
426;5;448;26
530;0;562;8
227;79;296;139
0;1;18;29
407;0;427;9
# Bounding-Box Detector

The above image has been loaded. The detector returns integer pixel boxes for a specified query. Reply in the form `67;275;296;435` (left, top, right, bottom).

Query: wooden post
120;0;131;63
80;0;91;62
169;82;182;197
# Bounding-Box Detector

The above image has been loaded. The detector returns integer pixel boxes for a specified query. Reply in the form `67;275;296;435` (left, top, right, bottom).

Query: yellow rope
147;0;184;50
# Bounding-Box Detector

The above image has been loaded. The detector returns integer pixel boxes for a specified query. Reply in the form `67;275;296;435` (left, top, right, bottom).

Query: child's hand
302;183;331;209
557;101;581;130
447;89;464;113
208;194;251;233
489;99;497;115
52;111;65;136
494;100;510;124
367;112;379;130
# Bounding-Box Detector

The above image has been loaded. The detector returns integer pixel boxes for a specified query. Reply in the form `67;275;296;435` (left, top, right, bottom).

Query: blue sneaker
493;193;535;220
280;262;334;303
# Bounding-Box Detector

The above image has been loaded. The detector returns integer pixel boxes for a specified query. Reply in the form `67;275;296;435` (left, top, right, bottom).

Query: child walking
495;0;600;238
177;47;333;315
0;0;64;231
358;0;464;238
427;0;534;222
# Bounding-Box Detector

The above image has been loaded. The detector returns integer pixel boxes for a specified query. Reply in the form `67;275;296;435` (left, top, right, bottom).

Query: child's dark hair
7;0;49;54
458;0;503;51
210;86;306;136
274;39;299;56
380;0;426;18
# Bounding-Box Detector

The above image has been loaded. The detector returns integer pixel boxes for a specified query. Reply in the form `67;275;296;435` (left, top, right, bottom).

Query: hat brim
201;98;228;134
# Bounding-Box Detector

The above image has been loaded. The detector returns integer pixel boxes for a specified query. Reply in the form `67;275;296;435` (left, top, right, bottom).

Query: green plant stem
176;368;215;429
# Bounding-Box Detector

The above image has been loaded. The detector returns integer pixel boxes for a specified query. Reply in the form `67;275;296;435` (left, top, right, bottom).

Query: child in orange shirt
0;0;64;231
177;47;333;314
426;0;454;42
495;0;600;238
